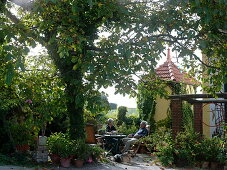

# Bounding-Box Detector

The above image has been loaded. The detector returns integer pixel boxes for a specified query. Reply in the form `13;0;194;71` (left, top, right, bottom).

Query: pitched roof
155;49;197;85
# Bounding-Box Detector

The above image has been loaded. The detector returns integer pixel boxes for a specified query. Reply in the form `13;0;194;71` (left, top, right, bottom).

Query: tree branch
4;8;20;24
174;40;220;69
8;0;34;11
85;46;102;51
4;8;45;46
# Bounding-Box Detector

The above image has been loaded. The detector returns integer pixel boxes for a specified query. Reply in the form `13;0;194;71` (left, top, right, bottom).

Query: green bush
89;145;105;161
117;122;138;135
9;122;33;146
47;132;67;155
150;129;227;167
117;106;127;125
174;131;201;165
155;116;172;129
196;137;226;163
156;145;174;167
125;115;140;126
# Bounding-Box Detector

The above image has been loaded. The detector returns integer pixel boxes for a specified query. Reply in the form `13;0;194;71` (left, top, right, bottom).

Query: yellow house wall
185;85;195;94
154;86;172;122
202;104;210;138
202;54;211;138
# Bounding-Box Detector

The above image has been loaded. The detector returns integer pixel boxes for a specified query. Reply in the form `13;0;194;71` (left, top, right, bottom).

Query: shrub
151;129;226;167
9;122;33;146
47;132;66;155
174;131;201;165
155;116;172;129
89;145;105;161
73;139;90;160
196;137;226;163
117;106;127;125
117;122;138;135
153;128;174;166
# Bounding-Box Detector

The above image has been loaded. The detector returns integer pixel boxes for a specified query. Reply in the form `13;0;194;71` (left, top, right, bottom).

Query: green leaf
5;53;14;60
5;64;14;85
88;0;93;8
224;76;227;84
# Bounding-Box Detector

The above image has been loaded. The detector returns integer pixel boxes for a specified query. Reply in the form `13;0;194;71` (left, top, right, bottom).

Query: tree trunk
65;74;85;140
47;43;85;140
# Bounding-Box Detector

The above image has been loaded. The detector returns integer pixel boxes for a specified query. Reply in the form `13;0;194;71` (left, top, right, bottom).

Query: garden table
104;134;126;154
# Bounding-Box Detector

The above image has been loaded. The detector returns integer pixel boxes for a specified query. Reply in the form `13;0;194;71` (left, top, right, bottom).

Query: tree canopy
1;0;226;139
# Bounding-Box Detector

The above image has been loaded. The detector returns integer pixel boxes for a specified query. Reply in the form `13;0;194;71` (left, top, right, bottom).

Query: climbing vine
137;75;169;131
182;102;194;132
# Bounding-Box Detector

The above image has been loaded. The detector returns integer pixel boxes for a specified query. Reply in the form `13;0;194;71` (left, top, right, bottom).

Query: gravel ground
0;154;174;170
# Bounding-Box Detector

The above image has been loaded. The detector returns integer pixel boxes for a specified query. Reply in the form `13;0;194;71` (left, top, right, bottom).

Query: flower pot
38;136;47;145
194;162;202;168
86;156;93;163
73;159;84;168
16;144;30;152
50;154;60;165
202;161;209;169
60;157;71;168
210;162;219;169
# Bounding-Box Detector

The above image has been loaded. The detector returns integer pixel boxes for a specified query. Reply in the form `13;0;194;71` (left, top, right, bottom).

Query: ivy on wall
182;102;194;132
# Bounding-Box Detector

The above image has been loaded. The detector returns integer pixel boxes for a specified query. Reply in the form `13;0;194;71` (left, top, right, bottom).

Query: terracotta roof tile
155;49;198;85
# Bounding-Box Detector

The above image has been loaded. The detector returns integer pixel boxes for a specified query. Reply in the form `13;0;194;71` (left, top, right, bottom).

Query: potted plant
73;140;89;168
9;122;32;152
58;135;74;168
89;145;105;162
47;132;65;165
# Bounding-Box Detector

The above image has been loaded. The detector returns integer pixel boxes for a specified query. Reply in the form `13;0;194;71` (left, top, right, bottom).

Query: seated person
106;118;117;134
122;121;148;153
104;118;118;153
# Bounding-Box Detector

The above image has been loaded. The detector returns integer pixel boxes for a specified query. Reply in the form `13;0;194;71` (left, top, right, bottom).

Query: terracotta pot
73;159;84;168
60;157;71;168
86;156;93;163
202;161;209;169
210;162;219;169
50;154;60;165
194;162;202;168
16;144;30;152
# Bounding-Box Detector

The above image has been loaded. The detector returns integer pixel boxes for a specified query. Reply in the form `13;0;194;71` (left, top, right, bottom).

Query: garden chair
133;125;151;155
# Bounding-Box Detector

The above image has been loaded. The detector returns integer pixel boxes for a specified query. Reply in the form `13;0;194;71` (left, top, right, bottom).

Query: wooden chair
133;125;151;155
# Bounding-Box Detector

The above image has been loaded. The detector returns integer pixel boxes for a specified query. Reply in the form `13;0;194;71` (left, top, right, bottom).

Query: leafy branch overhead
1;0;226;139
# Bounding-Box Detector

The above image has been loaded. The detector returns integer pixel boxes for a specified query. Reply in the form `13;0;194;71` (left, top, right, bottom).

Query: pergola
168;93;227;137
